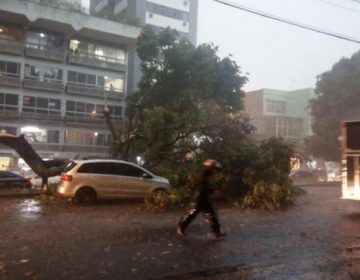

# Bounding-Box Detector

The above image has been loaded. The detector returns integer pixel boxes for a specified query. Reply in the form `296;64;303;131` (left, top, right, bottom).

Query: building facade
90;0;199;93
245;88;314;142
0;0;140;171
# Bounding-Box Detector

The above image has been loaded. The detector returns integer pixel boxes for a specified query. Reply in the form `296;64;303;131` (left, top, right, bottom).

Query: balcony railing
68;51;126;72
0;38;24;55
25;43;66;62
63;145;109;154
66;82;124;99
64;114;106;124
23;78;64;92
30;143;110;154
0;73;21;87
0;109;20;119
21;111;63;121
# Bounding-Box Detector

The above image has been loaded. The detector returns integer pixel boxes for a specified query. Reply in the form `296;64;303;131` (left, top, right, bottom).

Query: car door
112;163;154;197
77;162;118;198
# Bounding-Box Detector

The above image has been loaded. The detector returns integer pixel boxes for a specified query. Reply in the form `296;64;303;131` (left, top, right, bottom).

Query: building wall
245;88;314;142
0;0;140;170
90;0;199;93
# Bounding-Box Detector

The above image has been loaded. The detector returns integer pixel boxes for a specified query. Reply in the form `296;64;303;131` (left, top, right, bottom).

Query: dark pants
178;200;221;235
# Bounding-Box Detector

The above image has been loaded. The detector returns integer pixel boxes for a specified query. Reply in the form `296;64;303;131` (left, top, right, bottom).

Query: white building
0;0;141;170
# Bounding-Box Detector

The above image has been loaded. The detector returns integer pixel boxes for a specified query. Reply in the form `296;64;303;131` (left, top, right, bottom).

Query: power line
213;0;360;44
318;0;360;13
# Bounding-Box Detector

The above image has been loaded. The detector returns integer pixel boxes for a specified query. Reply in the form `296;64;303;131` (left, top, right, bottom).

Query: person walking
177;159;225;239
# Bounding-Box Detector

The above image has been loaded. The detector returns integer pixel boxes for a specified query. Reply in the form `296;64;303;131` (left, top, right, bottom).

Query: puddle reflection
18;199;42;219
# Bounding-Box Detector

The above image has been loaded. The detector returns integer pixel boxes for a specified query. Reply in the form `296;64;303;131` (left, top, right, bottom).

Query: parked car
0;171;32;189
57;159;171;204
29;174;61;189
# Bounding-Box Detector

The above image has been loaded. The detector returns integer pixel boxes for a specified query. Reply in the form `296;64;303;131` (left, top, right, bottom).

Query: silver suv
57;159;171;204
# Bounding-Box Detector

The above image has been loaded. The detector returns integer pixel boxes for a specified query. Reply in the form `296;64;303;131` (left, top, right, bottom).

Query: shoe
177;226;186;237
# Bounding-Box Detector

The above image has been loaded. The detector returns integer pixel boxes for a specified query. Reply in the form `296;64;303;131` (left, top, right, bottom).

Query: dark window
66;100;75;111
5;94;18;106
78;73;86;84
114;163;146;177
47;130;59;143
7;62;19;75
68;71;77;83
0;61;20;76
87;74;96;85
0;61;5;72
347;122;360;150
114;106;122;116
37;98;48;108
77;162;114;174
76;102;85;113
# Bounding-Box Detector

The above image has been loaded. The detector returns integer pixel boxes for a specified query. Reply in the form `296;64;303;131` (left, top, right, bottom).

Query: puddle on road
17;199;42;220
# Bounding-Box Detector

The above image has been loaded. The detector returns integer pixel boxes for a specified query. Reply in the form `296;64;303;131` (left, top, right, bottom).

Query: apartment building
245;88;314;142
0;0;141;170
90;0;199;93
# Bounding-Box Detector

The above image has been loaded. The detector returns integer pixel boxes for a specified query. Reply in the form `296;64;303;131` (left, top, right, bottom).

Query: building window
47;130;60;143
64;130;110;146
275;117;301;138
25;64;63;82
265;99;286;114
0;24;24;41
0;60;20;77
67;71;124;92
20;126;60;144
0;93;18;111
146;2;190;21
66;100;122;120
26;30;64;50
69;39;125;63
23;96;61;115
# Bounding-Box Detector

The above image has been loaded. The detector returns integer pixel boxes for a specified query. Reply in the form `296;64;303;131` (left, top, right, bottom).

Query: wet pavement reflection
0;184;359;280
17;199;42;220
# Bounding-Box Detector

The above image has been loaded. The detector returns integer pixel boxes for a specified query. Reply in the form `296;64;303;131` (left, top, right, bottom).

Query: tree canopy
105;26;300;210
115;26;250;169
306;50;360;161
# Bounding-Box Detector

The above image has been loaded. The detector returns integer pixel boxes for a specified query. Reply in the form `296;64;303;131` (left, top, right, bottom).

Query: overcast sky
197;0;360;92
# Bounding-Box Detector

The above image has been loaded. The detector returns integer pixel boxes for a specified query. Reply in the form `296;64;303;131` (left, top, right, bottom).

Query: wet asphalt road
1;184;360;280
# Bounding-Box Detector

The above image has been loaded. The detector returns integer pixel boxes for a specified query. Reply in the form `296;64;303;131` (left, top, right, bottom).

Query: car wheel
75;187;97;205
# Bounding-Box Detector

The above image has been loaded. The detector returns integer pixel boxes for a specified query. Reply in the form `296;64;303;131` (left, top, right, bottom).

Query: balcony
21;111;63;122
0;38;23;55
68;51;126;72
0;109;20;120
64;114;106;125
63;145;110;154
23;78;64;92
0;74;21;87
25;43;66;62
66;83;124;99
30;143;110;155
